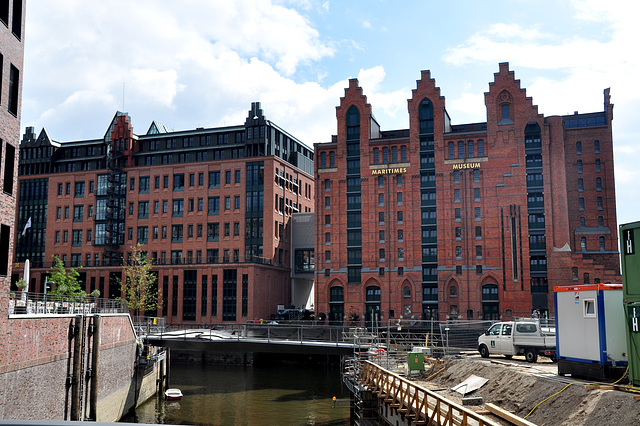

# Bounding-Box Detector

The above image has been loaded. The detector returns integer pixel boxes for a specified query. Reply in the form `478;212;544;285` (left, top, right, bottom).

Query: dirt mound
415;357;640;425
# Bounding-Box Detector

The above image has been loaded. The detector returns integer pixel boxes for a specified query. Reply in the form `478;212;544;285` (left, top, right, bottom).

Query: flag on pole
21;217;32;236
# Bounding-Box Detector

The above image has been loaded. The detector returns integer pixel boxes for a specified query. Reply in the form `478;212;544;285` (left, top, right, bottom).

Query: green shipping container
407;352;424;371
620;221;640;385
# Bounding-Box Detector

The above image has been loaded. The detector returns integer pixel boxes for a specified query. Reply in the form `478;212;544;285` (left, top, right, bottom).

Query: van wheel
525;348;538;363
504;355;513;359
479;345;489;358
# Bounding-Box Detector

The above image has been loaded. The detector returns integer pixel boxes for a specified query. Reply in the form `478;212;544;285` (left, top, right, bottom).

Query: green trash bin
407;352;424;371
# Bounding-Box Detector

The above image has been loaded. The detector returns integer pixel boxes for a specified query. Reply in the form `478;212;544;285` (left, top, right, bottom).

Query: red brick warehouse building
14;102;315;324
314;62;620;324
0;0;25;305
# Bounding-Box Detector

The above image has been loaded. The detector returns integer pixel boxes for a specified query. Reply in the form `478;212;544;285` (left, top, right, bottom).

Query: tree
48;255;84;296
120;244;159;316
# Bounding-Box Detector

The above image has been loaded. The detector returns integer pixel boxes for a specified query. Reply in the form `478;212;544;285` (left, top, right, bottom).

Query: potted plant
16;278;28;296
15;279;28;314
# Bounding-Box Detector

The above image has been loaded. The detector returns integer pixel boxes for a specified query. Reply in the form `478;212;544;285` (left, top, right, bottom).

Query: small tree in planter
120;244;160;317
16;278;28;292
47;255;84;299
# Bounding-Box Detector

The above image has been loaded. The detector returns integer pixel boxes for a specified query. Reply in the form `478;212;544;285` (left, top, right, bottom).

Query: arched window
346;106;360;140
482;283;499;320
497;91;514;125
403;286;411;298
366;286;381;302
449;285;457;298
448;142;454;159
329;285;344;325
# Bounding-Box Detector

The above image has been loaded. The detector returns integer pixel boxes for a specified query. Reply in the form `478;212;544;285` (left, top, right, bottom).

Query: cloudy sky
22;0;640;226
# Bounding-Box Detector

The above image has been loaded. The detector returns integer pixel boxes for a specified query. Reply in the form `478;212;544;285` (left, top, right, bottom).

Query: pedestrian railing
7;291;128;316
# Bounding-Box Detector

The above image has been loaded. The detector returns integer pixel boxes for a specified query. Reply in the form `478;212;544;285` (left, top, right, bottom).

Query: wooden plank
485;402;537;426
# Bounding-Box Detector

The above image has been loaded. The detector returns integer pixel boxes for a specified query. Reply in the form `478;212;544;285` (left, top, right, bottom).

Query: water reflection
122;362;351;426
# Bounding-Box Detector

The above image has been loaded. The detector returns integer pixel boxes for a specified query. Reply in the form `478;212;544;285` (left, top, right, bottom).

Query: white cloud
440;0;640;224
362;20;372;30
23;0;341;143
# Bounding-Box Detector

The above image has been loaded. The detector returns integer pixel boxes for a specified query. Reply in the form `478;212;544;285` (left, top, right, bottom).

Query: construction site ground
412;354;640;425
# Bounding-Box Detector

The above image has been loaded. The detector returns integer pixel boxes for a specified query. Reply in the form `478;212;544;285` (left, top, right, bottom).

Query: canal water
121;361;351;425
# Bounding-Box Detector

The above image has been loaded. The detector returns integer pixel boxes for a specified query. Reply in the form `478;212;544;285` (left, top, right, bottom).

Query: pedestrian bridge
142;324;379;356
138;318;491;357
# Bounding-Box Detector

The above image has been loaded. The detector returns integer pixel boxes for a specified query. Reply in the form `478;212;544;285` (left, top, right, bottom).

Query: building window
596;177;602;191
209;171;220;188
476;245;483;259
379;230;385;242
398;229;403;242
577;160;583;173
454;189;460;203
453;170;460;184
74;181;85;197
378;175;384;188
579;198;585;211
581;237;587;251
474;187;481;202
325;232;331;244
379;248;385;262
455;208;461;222
595;159;601;173
448;142;454;159
597;197;603;210
378;193;384;206
73;205;84;222
379;212;384;225
594;140;600;154
576;141;582;155
455;227;461;240
397;211;403;223
578;178;584;192
478;140;484;157
500;104;511;124
8;64;19;116
580;217;586;227
473;169;480;182
598;216;604;227
600;236;605;251
584;273;590;284
455;246;462;260
475;226;482;240
398;247;404;261
572;267;579;280
475;207;481;221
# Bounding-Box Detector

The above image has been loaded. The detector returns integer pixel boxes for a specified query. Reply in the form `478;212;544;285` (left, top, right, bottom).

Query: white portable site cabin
554;283;628;381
